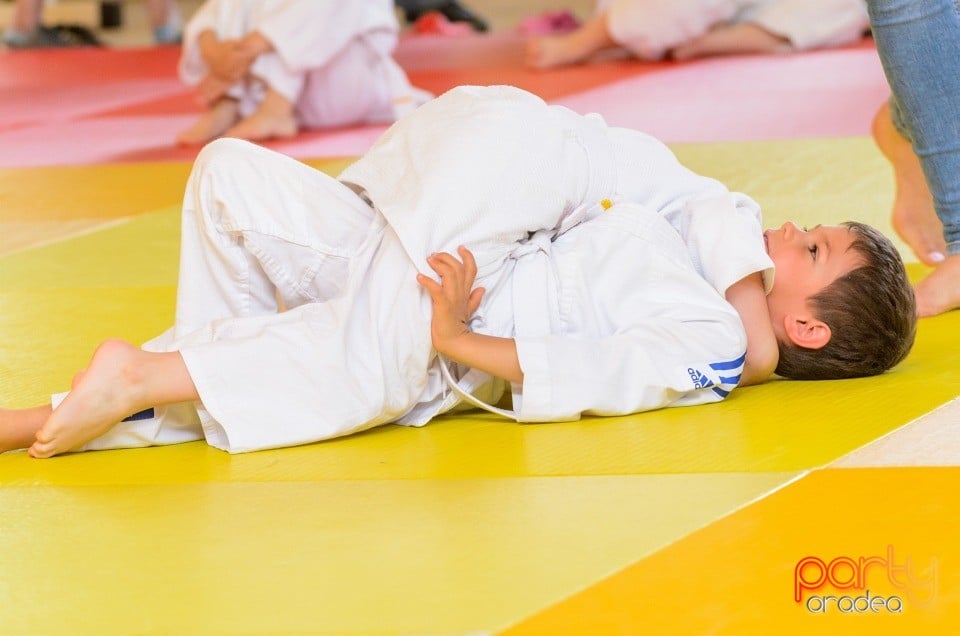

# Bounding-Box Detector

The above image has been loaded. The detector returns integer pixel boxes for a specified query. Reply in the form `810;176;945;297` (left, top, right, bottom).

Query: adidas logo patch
687;368;714;389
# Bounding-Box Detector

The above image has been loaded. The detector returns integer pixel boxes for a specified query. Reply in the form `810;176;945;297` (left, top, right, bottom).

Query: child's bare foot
671;23;790;61
176;97;239;146
29;339;146;458
525;14;615;69
0;405;52;453
915;253;960;317
525;34;587;69
223;89;297;141
872;102;948;266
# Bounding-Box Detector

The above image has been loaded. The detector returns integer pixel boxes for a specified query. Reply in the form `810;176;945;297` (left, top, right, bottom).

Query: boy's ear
782;314;831;350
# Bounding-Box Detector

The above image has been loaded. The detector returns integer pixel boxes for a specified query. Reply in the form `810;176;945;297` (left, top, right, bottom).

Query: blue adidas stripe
718;374;742;385
709;353;746;371
712;387;730;398
123;408;155;422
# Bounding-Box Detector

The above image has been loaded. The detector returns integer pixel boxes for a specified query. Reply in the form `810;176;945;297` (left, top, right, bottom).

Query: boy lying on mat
0;85;915;458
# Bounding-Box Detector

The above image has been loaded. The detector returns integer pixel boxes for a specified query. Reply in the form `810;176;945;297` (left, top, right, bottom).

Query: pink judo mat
0;34;889;168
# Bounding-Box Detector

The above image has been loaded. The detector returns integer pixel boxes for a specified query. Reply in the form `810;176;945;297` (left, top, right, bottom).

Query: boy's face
764;222;861;339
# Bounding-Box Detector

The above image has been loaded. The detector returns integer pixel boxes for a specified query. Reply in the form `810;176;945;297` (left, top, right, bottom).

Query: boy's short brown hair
775;222;917;380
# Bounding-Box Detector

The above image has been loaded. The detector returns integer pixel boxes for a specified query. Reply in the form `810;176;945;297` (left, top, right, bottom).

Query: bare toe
915;254;960;317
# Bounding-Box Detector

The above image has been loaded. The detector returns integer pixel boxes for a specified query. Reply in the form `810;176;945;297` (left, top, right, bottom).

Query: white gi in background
65;86;773;454
595;0;869;59
179;0;429;127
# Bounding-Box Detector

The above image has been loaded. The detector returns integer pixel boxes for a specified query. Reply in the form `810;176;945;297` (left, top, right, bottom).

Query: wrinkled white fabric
596;0;868;59
180;0;429;125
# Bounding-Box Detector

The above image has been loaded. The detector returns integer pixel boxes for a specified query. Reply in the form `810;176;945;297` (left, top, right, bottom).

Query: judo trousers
75;139;435;453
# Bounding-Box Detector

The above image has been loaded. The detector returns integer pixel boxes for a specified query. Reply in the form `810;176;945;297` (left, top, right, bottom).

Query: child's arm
197;30;267;83
416;247;524;384
725;272;779;386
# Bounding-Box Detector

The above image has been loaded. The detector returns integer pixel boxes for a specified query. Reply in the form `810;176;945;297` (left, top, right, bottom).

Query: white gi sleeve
510;202;749;422
513;325;747;422
666;193;776;297
607;127;775;296
254;0;400;72
742;0;869;50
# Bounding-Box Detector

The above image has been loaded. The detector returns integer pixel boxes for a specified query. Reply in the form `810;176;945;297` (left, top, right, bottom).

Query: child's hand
416;247;486;355
201;37;257;82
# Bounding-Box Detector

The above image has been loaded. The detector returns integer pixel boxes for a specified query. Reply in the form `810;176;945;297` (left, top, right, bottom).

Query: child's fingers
425;256;456;289
426;253;452;275
427;254;464;291
467;287;486;314
430;252;463;276
458;246;477;283
416;273;442;298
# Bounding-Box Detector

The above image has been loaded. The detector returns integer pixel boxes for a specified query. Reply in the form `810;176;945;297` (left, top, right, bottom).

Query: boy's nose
781;221;802;240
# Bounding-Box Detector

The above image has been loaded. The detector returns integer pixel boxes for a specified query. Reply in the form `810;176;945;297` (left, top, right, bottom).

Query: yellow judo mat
1;138;958;635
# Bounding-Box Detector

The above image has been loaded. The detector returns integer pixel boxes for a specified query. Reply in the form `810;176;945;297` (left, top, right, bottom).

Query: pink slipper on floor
411;11;474;36
517;10;582;36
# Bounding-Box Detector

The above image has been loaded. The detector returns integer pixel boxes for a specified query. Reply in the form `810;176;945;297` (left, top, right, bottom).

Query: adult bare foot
176;97;239;146
29;339;146;458
223;89;297;141
872;102;947;266
915;253;960;317
0;405;52;453
671;23;789;61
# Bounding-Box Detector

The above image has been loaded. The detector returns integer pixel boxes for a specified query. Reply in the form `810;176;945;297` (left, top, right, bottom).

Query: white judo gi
180;0;428;127
595;0;869;59
67;86;773;454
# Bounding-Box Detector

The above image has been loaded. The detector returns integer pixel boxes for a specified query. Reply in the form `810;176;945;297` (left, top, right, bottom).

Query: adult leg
867;0;960;315
872;99;946;265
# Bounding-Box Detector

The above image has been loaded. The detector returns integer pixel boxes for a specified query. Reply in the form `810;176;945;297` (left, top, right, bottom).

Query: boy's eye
809;244;819;259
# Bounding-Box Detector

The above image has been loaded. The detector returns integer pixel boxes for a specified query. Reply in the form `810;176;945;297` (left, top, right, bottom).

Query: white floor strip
831;398;960;467
0;217;132;259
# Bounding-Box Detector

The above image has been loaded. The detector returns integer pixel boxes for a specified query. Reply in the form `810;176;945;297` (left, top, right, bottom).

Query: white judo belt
436;229;558;420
